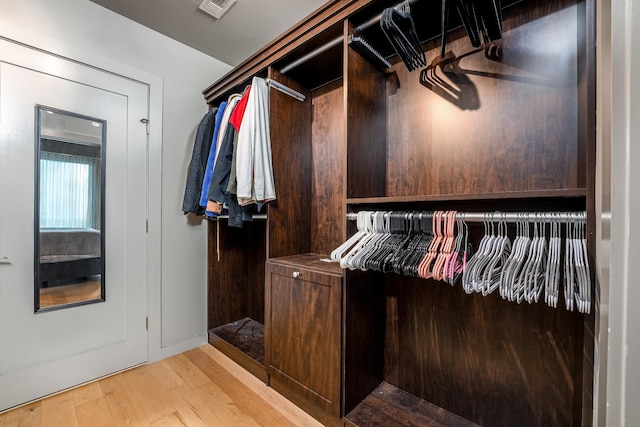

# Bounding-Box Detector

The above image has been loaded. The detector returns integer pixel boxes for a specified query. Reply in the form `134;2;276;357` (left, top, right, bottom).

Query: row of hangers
331;211;470;284
331;211;591;313
461;212;590;313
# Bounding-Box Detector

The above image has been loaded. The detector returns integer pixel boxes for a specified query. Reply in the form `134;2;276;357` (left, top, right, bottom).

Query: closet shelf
346;188;587;205
208;214;268;221
208;317;266;382
344;382;480;427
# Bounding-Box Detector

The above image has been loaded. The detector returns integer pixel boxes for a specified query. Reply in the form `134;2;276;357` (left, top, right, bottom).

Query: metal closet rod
346;211;587;223
265;78;306;101
280;0;420;74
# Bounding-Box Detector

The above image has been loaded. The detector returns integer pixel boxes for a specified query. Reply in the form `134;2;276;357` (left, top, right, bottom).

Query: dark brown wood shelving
203;0;596;425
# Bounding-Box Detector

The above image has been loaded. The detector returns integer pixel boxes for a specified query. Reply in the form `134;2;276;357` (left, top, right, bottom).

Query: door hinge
146;317;149;330
140;118;150;134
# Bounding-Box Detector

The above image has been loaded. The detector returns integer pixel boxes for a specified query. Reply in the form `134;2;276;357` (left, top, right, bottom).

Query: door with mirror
36;107;106;311
0;40;149;410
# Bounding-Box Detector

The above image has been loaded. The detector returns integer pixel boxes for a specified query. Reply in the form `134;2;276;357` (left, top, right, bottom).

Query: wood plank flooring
39;279;101;308
0;345;323;427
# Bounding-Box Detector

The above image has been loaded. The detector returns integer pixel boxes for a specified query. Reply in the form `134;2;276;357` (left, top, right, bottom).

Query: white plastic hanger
337;212;377;269
544;213;561;308
500;213;529;301
331;211;371;262
348;211;390;270
563;217;575;312
572;212;591;313
462;213;500;294
480;214;512;296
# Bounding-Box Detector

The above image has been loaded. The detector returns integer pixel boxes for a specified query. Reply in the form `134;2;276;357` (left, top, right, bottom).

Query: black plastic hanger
380;4;426;71
453;0;502;50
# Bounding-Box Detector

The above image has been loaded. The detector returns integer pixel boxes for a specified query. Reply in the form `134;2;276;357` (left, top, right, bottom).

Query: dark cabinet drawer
265;254;343;421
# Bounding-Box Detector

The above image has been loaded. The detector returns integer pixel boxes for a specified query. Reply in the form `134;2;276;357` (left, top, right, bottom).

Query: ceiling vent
199;0;237;19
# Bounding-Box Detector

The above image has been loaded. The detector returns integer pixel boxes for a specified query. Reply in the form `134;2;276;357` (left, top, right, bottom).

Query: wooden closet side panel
577;0;596;423
343;269;386;415
267;68;313;259
311;79;346;255
345;21;387;199
385;0;582;197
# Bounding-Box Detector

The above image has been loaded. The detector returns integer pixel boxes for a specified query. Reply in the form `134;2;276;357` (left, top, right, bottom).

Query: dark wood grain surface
385;0;581;197
578;0;597;424
311;80;346;255
343;269;386;415
208;318;267;383
266;255;343;420
209;317;265;364
267;68;313;259
345;20;387;199
345;382;481;427
382;274;579;427
207;220;266;329
202;0;596;425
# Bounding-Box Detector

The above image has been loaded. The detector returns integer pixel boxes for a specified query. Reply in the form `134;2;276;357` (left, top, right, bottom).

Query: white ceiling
89;0;329;66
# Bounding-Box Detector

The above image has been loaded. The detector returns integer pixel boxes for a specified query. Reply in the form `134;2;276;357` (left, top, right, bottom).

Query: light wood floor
0;345;322;427
39;278;102;308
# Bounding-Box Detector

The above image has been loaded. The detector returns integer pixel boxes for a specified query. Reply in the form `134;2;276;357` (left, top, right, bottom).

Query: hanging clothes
182;107;218;215
226;86;256;228
226;85;252;199
207;87;250;211
235;76;276;209
229;85;251;130
207;107;239;208
205;94;241;215
212;93;241;176
199;101;227;214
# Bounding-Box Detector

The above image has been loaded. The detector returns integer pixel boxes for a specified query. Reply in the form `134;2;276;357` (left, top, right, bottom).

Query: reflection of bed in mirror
39;228;101;286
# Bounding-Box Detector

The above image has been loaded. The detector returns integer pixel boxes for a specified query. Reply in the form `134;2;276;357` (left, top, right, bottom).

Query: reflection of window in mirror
40;139;101;229
35;107;106;312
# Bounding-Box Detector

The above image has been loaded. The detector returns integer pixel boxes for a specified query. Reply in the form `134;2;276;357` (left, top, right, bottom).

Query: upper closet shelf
346;189;587;205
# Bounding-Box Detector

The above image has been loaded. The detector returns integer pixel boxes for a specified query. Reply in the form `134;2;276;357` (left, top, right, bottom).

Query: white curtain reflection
40;151;99;229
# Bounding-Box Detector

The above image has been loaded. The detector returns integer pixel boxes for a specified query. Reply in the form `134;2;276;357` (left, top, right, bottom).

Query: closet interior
202;0;595;425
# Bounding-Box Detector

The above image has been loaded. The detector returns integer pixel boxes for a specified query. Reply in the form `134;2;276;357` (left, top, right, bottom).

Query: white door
0;40;148;410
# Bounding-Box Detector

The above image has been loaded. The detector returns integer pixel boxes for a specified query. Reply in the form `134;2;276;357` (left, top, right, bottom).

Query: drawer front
266;261;342;415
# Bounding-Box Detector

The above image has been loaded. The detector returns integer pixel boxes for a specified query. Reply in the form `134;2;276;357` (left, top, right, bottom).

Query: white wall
595;0;611;424
0;0;232;361
606;0;640;425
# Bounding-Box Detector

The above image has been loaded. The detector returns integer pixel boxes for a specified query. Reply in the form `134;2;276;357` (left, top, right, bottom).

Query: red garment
229;86;251;130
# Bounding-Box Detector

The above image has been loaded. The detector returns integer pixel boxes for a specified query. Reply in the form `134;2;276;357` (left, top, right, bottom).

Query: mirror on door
35;106;106;312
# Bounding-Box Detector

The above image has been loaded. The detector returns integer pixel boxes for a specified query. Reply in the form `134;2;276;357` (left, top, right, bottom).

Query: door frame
0;32;164;362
